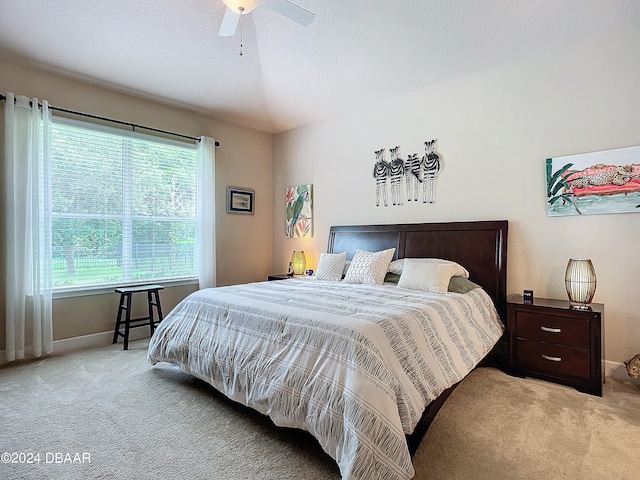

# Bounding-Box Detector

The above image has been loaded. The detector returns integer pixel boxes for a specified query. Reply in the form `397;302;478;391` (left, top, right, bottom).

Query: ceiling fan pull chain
239;6;244;56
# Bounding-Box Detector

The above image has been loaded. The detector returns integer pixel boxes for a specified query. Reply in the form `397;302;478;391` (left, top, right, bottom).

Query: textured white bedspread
148;278;503;480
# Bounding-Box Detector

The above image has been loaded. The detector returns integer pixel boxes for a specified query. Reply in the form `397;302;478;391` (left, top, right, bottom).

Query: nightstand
508;294;603;396
267;274;291;281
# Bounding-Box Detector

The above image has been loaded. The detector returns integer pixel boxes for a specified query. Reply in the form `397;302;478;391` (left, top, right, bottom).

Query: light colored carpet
1;340;639;480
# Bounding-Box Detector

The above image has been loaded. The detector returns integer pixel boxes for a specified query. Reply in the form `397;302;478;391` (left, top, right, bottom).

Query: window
51;117;198;291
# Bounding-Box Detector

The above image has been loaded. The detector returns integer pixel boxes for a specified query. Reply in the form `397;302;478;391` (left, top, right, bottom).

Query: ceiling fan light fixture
218;0;315;43
222;0;261;15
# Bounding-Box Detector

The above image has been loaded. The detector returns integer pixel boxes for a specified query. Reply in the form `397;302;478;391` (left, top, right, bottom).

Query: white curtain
196;136;216;289
4;93;53;361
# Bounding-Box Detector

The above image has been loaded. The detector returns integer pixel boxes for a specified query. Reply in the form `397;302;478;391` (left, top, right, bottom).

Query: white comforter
147;278;503;480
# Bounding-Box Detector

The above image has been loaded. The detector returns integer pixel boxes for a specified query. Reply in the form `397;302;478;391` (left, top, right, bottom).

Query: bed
148;220;508;480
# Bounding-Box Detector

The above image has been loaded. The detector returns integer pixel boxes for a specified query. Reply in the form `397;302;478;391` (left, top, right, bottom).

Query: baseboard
0;328;151;365
54;328;151;354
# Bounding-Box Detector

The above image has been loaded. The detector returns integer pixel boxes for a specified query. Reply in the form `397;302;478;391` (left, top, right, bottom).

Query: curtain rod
0;93;220;147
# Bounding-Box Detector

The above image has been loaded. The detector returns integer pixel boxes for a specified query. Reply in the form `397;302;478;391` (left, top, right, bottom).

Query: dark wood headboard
327;220;508;320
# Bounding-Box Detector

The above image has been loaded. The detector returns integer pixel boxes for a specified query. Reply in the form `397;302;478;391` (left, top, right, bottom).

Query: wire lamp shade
290;250;306;276
565;259;596;309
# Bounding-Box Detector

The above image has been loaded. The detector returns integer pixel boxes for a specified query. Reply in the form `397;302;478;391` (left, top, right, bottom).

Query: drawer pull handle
541;326;562;333
542;354;562;362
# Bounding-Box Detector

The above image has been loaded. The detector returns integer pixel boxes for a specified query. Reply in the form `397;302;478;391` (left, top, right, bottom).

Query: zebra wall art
372;139;441;206
405;153;421;201
388;146;405;206
372;148;390;207
421;139;441;204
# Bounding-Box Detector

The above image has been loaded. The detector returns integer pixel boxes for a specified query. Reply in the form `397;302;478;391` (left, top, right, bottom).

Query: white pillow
397;259;455;293
388;258;469;278
343;248;396;285
314;252;347;281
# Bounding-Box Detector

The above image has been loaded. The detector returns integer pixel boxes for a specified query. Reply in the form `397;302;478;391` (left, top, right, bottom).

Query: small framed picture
226;186;255;215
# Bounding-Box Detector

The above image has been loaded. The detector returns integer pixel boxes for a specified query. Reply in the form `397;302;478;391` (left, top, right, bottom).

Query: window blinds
50;118;198;290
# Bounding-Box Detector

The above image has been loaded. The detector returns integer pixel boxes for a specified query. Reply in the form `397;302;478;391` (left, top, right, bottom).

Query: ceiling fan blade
219;7;240;36
263;0;315;26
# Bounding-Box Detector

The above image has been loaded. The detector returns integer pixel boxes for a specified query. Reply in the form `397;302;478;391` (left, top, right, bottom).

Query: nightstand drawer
515;311;590;348
516;339;590;379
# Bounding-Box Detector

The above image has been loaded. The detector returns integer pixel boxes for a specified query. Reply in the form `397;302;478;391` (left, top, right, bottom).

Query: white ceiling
0;0;638;134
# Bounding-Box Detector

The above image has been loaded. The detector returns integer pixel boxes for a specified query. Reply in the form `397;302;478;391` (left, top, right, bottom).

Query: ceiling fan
219;0;315;37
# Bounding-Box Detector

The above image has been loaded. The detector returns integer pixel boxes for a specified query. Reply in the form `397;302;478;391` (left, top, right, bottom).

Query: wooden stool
112;285;164;350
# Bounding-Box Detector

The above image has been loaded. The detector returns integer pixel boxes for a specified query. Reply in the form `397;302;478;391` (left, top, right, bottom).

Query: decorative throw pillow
388;258;469;278
397;259;455;293
343;248;395;285
314;252;347;281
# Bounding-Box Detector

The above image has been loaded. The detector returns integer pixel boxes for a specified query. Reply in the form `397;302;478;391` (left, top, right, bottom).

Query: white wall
273;26;640;365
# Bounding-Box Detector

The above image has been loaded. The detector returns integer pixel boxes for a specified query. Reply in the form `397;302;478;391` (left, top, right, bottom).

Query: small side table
508;294;603;396
113;285;164;350
268;274;291;281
